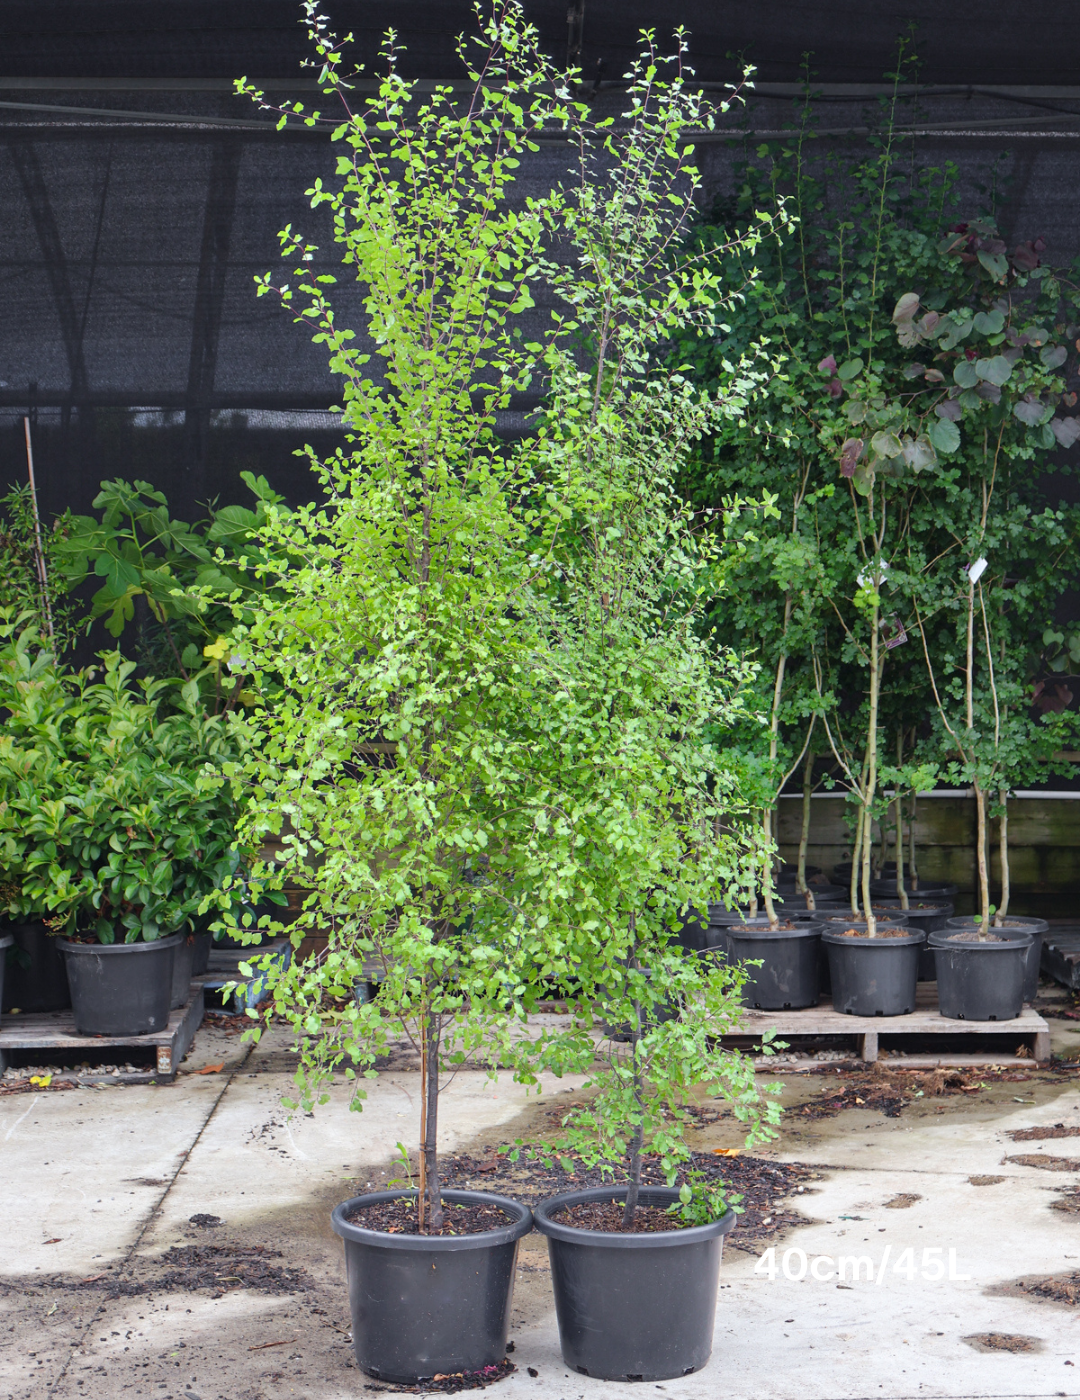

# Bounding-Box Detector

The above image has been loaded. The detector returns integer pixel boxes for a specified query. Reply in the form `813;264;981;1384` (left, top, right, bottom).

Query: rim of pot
331;1189;533;1252
930;928;1033;951
58;932;185;953
726;922;821;940
820;926;924;945
872;900;953;913
812;912;911;926
944;915;1048;934
870;882;958;896
532;1185;735;1247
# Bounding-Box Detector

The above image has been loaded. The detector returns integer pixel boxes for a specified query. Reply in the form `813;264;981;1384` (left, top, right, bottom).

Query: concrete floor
2;1001;1079;1400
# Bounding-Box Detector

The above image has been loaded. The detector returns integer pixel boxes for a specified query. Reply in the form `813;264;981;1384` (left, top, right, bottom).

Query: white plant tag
967;556;988;584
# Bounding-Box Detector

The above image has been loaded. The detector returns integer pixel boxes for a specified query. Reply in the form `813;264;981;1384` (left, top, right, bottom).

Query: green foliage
674;69;1080;918
0;486;77;650
0;614;246;941
54;473;291;712
228;0;781;1230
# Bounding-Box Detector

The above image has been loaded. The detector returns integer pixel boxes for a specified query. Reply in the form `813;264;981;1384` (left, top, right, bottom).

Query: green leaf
1040;344;1068;370
837;358;863;381
94;553;141;599
976;250;1009;282
973;310;1005;335
975;355;1012;386
953;361;979;389
927;418;961;455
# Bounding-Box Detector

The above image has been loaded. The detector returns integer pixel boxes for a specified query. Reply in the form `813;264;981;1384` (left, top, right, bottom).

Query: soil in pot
534;1185;735;1382
345;1197;513;1235
939;917;1042;1015
1;921;70;1013
60;933;181;1035
726;921;821;1010
331;1189;532;1384
930;929;1031;1021
821;926;924;1016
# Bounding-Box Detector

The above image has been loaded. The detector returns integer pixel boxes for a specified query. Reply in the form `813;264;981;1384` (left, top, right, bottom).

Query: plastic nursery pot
672;907;712;953
533;1185;735;1382
0;933;12;1023
820;923;923;1017
170;934;197;1010
930;925;1033;1022
874;901;955;982
59;933;182;1035
725;919;821;1010
944;915;1048;1005
1;921;70;1013
870;880;958;901
191;931;212;976
330;1189;533;1384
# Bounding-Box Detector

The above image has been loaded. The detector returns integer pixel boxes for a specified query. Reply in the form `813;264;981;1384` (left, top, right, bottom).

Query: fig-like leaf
935;399;963;422
1013;397;1046;427
837;358;864;381
1040;344;1068;370
892;292;920;323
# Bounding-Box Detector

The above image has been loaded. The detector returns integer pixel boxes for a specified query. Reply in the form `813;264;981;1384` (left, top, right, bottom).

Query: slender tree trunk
418;1011;428;1231
974;783;990;936
908;792;919;890
861;608;881;934
895;731;908;911
849;799;865;917
761;811;779;927
798;746;815;911
621;963;645;1227
997;793;1010;923
423;1012;443;1231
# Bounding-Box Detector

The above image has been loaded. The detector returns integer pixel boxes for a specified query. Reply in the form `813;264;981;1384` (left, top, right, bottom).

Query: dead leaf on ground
192;1063;225;1075
1005;1153;1080;1172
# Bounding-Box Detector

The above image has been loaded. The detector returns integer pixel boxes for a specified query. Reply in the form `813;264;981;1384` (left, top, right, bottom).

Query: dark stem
423;1011;443;1231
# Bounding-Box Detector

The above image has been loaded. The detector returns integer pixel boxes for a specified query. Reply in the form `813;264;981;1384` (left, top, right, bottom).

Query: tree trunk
761;811;779;928
861;607;881;934
798;746;815;910
908;792;918;890
974;783;990;936
422;1012;443;1231
894;731;908;911
996;792;1010;923
621;989;645;1228
849;800;865;917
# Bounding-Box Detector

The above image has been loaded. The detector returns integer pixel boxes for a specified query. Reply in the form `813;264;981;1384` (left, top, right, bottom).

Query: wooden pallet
0;985;204;1082
1043;925;1080;991
731;982;1051;1065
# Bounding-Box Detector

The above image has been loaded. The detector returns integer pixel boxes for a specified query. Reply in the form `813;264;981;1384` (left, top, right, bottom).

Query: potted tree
0;620;243;1034
228;3;780;1386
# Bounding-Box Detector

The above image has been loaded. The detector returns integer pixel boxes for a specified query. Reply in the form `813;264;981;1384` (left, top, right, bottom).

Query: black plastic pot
930;927;1032;1021
870;879;958;901
944;915;1047;1004
533;1185;735;1382
820;924;923;1016
330;1189;533;1384
0;932;12;1022
1;921;70;1013
170;934;197;1009
726;921;821;1009
874;901;955;981
60;933;181;1035
672;907;711;953
192;931;212;975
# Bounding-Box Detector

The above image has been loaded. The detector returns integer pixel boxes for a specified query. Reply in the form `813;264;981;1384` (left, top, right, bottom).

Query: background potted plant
0;619;243;1034
226;2;780;1385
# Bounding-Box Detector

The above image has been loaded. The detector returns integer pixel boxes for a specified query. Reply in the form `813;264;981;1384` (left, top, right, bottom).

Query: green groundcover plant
223;0;782;1232
0;613;245;941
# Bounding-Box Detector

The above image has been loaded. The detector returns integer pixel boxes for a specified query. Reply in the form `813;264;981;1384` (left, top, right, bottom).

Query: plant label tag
966;556;988;584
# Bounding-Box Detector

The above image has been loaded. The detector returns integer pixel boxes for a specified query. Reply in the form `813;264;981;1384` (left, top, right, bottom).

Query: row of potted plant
0;611;253;1031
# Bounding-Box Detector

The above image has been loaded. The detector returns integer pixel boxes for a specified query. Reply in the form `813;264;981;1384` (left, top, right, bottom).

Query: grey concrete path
1;1007;1079;1400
